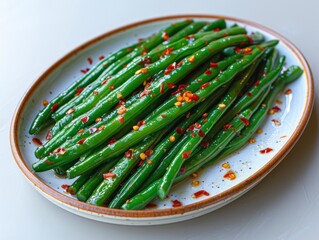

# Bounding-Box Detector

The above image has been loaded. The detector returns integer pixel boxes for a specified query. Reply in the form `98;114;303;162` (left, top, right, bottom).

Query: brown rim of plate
10;14;314;219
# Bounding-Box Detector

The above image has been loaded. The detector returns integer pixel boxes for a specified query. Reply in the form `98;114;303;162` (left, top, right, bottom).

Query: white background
1;0;318;239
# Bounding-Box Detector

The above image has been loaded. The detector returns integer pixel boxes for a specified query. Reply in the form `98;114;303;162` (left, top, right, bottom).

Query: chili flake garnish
66;108;74;115
213;27;220;32
179;165;186;174
209;62;219;68
285;88;292;95
125;149;134;159
182;150;192;159
224;170;236;180
200;82;210;89
162;47;174;55
99;55;105;60
109;85;115;90
42;100;49;106
276;100;283;105
164;62;176;75
191;172;198;178
176;127;184;134
249;138;256;144
272;119;281;126
57;148;66;155
162;32;169;41
269;106;281;114
240;117;250;126
200;141;209;147
101;76;111;85
198;130;206;138
87;57;93;65
246;92;253;97
75;88;84;97
146;203;158;209
257;128;263;134
89;127;98;134
195;122;201;129
80;68;90;74
61;184;69;191
51;103;59;112
192;190;210;198
118;116;124;123
32;138;42;146
145;149;154;157
117;106;126;115
108;137;116;145
81;116;89;123
77;138;86;145
254;80;261;86
166;82;176;89
223;123;233;130
160;82;165;93
46;131;52;140
161;114;166;118
260;148;273;154
103;172;116;179
172;200;183;207
205;69;212;75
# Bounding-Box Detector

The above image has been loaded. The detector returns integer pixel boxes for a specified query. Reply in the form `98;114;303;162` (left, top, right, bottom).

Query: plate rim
10;14;314;219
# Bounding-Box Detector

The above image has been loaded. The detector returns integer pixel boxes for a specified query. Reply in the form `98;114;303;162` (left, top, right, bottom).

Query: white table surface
1;0;318;239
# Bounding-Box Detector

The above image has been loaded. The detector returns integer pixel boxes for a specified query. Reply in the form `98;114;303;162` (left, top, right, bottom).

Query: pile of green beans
30;19;303;210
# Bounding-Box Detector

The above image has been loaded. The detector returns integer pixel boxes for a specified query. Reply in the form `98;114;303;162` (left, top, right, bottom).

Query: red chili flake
87;57;93;65
109;85;115;90
176;127;184;134
176;59;184;68
46;131;52;140
272;119;281;126
184;34;195;40
245;35;254;44
171;83;189;95
58;148;66;155
209;62;219;68
200;141;209;147
164;62;176;75
45;160;55;165
224;170;236;180
80;116;89;123
166;82;176;89
189;124;195;131
68;188;75;195
146;203;158;209
74;88;84;97
198;130;206;138
99;55;105;60
192;190;210;198
160;82;165;93
191;93;200;102
32;138;42;146
51;103;59;112
186;112;191;118
213;28;220;32
182;150;192;159
145;149;154;157
179;165;186;174
118;116;124;123
161;114;166;118
137;120;146;127
172;200;183;207
162;32;169;41
77;138;86;145
223;33;229;37
246;92;253;97
240;117;250;126
200;82;210;89
66;108;74;115
125;149;133;158
108;137;117;145
103;172;116;179
101;76;111;85
260;148;273;154
141;48;148;55
234;47;242;53
42;99;49;106
138;160;144;167
194;122;201;129
162;47;174;55
61;184;69;190
223;123;233;130
139;89;152;98
254;80;261;86
205;69;212;75
138;38;144;42
271;106;281;113
89;127;98;134
80;68;90;74
285;89;292;95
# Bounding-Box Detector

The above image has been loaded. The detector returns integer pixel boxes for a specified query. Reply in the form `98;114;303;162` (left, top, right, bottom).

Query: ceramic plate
10;15;314;225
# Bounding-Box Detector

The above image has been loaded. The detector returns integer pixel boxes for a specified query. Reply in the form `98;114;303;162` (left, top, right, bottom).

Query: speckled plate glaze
10;15;313;225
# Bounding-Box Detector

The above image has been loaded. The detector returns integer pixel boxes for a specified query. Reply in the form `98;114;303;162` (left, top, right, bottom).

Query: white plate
10;15;314;225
